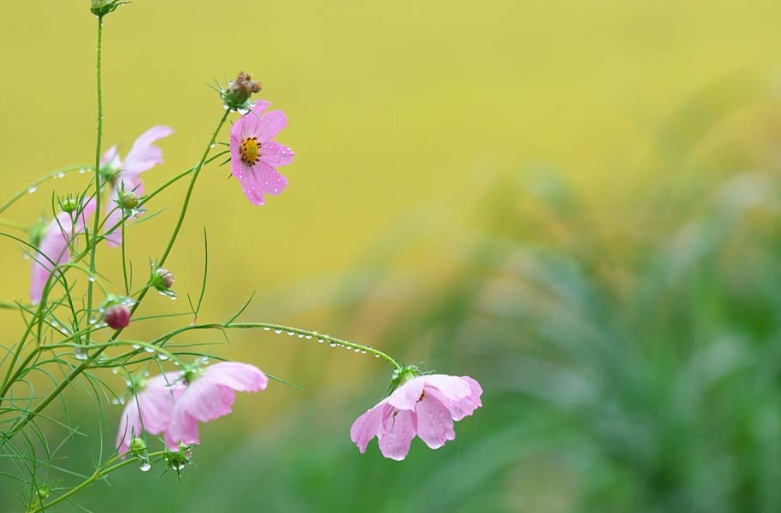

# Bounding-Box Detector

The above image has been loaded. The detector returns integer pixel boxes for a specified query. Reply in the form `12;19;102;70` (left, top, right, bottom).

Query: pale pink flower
351;374;483;461
116;372;184;454
229;101;295;206
165;362;268;449
30;199;96;305
101;126;173;247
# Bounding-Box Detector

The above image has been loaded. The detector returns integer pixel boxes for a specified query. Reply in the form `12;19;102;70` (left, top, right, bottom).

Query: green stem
0;165;89;217
3;112;229;439
85;14;105;349
152;322;402;370
28;451;168;513
0;219;28;231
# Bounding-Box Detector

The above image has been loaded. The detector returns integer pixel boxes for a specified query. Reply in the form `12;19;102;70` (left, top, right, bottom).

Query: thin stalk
4;112;229;439
85;14;105;349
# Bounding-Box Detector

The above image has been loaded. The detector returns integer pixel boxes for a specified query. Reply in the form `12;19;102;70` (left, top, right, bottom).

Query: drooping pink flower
351;374;483;461
30;199;96;305
116;372;184;454
101;126;173;247
229;101;295;206
164;362;268;449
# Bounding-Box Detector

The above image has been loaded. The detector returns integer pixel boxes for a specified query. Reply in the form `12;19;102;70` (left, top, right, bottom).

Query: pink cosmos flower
101;126;173;247
351;374;483;461
30;199;96;305
116;372;184;454
164;362;268;449
229;100;295;206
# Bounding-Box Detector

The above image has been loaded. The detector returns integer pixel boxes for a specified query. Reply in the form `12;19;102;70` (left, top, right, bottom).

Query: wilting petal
350;400;389;453
260;141;295;167
201;362;268;392
378;409;417;461
387;377;425;411
166;409;200;449
415;396;456;449
257;110;288;142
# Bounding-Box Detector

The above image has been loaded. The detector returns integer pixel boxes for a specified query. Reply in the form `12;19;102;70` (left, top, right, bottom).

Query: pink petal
165;410;200;449
140;373;182;434
201;362;268;392
350;400;389;453
387;377;425;411
116;401;143;453
378;409;417;461
257;110;288;142
231;162;266;206
123;126;173;176
260;141;295;167
423;375;473;402
234;110;261;141
101;145;120;168
425;377;483;421
251;99;272;116
258;161;288;196
415;396;456;449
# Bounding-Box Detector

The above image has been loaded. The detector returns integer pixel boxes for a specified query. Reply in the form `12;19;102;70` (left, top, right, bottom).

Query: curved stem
0;165;89;217
153;322;402;370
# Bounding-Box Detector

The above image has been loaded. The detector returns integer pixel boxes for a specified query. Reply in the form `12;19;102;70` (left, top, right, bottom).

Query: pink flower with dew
229;101;295;205
164;362;268;449
30;199;96;305
116;372;184;454
101;126;173;247
351;374;483;461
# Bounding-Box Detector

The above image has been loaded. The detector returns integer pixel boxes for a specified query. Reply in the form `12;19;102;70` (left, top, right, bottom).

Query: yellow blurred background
3;0;781;511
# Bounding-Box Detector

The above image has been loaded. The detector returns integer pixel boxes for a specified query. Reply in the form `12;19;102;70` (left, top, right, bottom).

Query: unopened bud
91;0;121;16
101;296;132;329
118;190;140;210
155;268;174;289
129;437;147;456
59;196;79;214
222;71;262;111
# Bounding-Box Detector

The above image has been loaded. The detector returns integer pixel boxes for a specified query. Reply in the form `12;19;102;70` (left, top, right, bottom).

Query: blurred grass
4;0;781;511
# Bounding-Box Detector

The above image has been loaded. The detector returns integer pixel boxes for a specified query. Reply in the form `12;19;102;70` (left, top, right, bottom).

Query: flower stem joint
221;71;262;112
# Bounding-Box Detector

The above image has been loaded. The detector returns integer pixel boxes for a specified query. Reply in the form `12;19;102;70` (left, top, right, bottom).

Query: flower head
222;71;262;111
164;362;268;449
351;373;483;461
100;126;173;247
229;102;295;206
30;199;96;305
116;372;184;454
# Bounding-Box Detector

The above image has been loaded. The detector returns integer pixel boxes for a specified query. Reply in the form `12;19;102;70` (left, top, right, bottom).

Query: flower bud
129;437;147;457
58;195;80;214
101;296;133;329
91;0;121;16
222;71;262;111
118;190;140;210
155;268;174;289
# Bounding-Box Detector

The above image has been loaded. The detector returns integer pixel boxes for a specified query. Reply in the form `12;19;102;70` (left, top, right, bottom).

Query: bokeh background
3;0;781;511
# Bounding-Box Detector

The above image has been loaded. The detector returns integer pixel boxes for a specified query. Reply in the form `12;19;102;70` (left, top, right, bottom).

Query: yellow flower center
239;136;261;166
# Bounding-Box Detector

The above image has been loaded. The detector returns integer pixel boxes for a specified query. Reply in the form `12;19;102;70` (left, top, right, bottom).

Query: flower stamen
240;136;261;166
